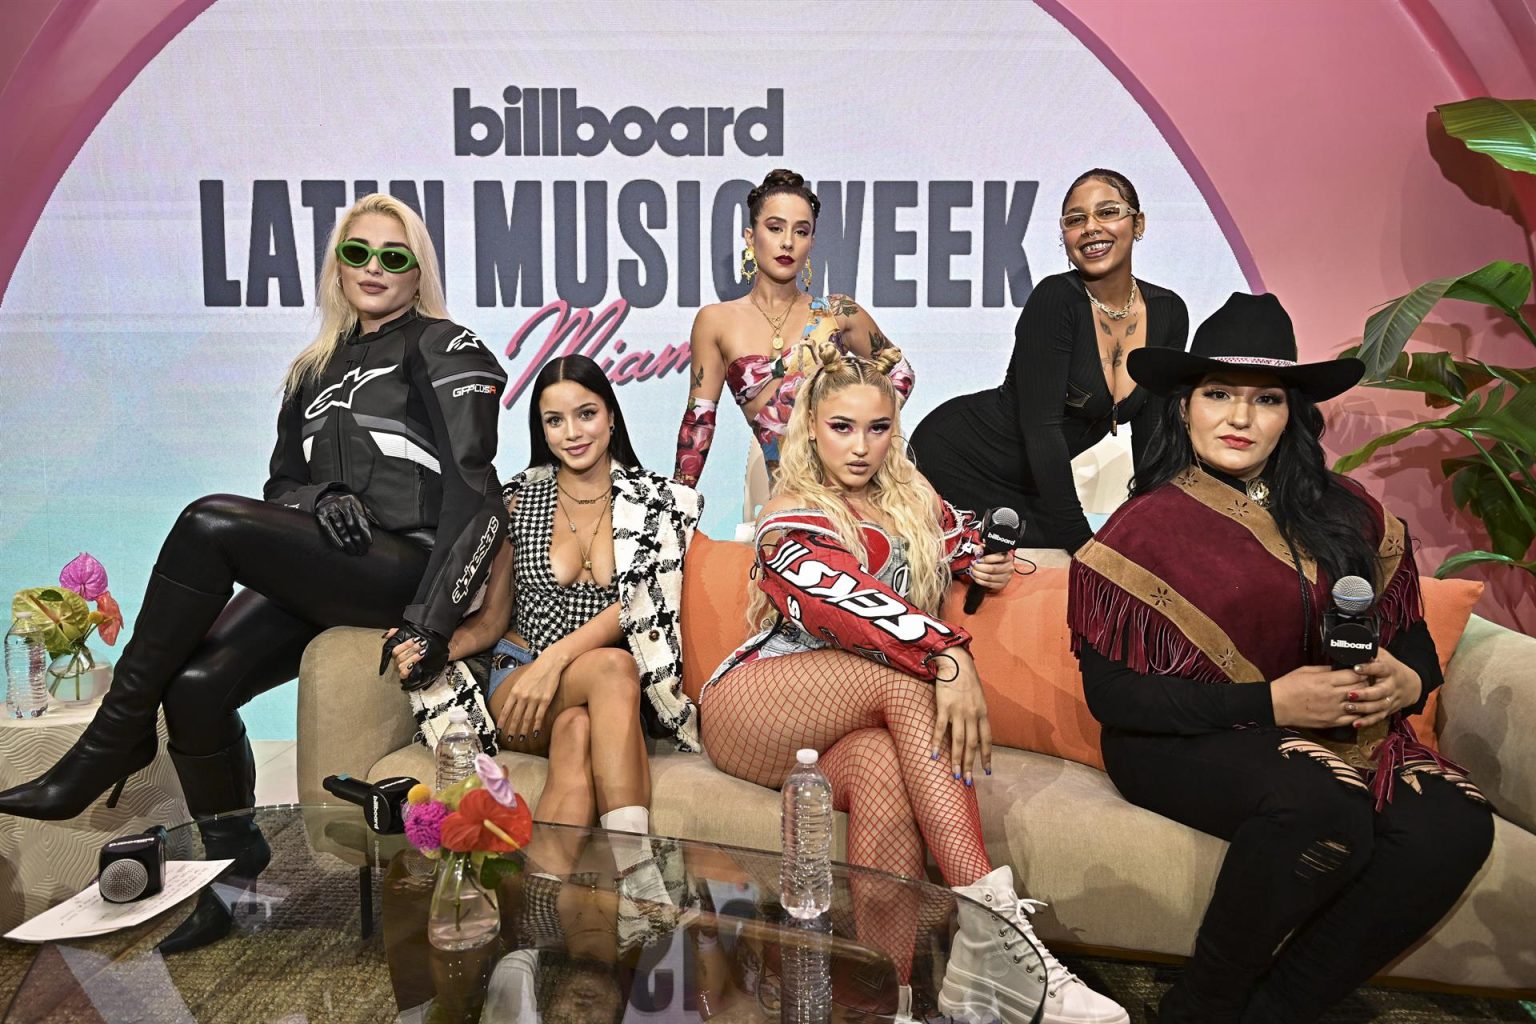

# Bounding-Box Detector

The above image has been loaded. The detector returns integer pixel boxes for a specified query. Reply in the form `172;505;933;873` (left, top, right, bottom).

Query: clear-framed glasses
1059;202;1139;232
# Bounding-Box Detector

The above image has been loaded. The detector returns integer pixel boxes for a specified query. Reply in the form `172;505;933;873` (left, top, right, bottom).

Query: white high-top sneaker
939;866;1129;1024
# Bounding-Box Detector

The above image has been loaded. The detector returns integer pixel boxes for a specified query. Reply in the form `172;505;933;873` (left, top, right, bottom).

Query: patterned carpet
0;809;1531;1022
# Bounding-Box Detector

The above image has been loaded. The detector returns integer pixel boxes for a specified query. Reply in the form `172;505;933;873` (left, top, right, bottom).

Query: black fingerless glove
380;621;449;691
315;491;375;555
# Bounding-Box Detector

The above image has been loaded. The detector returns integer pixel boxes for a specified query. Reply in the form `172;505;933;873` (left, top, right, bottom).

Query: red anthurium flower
438;788;533;853
94;591;124;646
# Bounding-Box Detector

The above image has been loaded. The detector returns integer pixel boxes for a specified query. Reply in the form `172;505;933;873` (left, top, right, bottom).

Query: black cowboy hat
1127;292;1364;401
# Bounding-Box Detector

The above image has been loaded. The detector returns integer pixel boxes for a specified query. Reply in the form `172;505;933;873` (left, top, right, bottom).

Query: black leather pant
152;494;428;756
1103;726;1493;1023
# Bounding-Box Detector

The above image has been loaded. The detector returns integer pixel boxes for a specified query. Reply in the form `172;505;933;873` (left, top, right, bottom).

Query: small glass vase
47;645;113;707
427;854;501;952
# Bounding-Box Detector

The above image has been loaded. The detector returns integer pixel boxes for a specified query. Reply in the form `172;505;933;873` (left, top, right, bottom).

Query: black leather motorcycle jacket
264;309;508;637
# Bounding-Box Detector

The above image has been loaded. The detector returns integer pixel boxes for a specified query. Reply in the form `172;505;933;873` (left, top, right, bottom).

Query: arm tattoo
673;397;717;487
830;295;859;318
869;330;892;355
690;362;705;389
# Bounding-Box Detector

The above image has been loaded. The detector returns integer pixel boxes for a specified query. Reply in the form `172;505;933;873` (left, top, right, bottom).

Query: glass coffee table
0;805;1046;1022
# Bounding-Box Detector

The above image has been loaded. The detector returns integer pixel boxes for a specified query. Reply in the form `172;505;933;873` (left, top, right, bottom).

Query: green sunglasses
335;240;419;274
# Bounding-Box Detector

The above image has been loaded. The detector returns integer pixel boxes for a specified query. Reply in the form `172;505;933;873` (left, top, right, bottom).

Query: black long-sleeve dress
910;271;1188;552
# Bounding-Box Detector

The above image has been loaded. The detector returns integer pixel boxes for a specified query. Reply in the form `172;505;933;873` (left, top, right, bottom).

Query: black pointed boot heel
157;732;270;955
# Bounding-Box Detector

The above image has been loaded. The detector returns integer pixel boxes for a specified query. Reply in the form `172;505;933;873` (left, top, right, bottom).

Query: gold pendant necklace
751;293;797;352
557;490;612;576
1245;478;1271;508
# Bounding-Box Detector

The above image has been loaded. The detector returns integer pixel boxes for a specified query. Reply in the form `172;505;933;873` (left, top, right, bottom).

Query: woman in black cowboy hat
1067;293;1492;1023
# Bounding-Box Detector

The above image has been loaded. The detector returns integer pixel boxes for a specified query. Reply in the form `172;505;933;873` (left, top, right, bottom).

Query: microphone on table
963;507;1021;615
322;773;418;835
98;825;168;903
1320;575;1379;741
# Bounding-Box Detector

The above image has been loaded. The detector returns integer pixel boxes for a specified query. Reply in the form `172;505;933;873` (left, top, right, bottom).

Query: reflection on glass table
1;805;1047;1022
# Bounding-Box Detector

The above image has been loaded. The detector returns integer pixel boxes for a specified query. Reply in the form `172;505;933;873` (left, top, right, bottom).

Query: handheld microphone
963;508;1021;615
322;773;418;834
1320;575;1380;741
98;825;168;903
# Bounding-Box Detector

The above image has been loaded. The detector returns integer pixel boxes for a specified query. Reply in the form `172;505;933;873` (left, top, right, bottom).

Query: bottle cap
796;748;818;765
447;707;469;723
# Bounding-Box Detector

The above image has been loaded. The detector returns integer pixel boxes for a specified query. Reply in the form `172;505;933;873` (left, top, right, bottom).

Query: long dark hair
526;355;641;470
1132;385;1381;586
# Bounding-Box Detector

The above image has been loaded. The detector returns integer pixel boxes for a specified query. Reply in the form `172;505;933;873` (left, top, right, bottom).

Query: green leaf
1359;262;1534;379
1436;550;1536;579
1334;419;1450;473
1437;97;1536;176
478;855;522;890
11;587;93;658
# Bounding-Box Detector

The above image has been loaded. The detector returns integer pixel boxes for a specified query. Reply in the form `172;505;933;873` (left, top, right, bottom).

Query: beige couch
296;545;1536;995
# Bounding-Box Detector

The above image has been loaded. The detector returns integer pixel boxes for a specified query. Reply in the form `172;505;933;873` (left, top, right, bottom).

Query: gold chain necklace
557;480;607;505
750;293;798;352
556;489;612;576
1086;278;1139;321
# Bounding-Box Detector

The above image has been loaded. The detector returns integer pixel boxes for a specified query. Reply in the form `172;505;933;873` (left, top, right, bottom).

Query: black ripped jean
155;494;429;755
1102;726;1493;1024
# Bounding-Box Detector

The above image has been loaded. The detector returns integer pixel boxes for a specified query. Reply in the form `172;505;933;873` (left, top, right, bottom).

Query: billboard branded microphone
964;508;1021;615
1320;575;1379;741
322;773;418;834
98;826;168;903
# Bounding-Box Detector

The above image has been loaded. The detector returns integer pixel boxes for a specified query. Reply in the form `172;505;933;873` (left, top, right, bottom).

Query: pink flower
475;753;518;808
404;800;448;853
60;553;109;602
94;591;123;646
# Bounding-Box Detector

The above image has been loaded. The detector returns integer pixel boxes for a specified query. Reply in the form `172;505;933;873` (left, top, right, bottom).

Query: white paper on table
4;860;234;943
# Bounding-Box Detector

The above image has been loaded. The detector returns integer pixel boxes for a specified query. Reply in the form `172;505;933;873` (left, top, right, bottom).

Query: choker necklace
1245;478;1272;509
1085;278;1138;321
557;480;607;505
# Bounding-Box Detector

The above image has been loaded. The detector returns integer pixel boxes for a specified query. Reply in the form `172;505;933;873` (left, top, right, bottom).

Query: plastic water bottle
781;748;833;920
781;915;833;1023
434;707;478;789
5;612;50;719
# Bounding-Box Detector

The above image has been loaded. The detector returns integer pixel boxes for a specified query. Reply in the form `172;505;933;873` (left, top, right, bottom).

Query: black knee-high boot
157;731;271;954
0;572;230;820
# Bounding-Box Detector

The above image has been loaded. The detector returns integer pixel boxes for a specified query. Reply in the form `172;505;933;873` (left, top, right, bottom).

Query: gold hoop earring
741;247;757;282
801;261;813;290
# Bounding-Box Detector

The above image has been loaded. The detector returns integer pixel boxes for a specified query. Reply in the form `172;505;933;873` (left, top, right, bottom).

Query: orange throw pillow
680;534;755;702
1408;576;1484;751
939;569;1105;768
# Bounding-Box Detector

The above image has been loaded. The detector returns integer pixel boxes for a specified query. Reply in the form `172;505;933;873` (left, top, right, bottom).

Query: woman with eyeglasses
910;169;1189;552
0;193;506;954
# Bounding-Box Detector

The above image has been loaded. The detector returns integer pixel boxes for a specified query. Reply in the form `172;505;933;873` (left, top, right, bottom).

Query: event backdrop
0;1;1248;738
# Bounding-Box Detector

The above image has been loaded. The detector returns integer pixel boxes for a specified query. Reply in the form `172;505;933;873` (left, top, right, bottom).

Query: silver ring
1345;702;1356;714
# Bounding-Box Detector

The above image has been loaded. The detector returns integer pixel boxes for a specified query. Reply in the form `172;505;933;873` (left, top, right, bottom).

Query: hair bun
812;339;846;371
870;345;905;376
761;168;805;190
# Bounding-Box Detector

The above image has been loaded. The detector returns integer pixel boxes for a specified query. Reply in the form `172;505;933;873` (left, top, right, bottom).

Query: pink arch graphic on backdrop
1033;0;1265;293
0;0;1261;303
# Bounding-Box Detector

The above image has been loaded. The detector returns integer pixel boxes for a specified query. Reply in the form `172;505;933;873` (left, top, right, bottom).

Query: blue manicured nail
964;778;973;788
984;768;992;776
953;772;962;780
930;751;939;760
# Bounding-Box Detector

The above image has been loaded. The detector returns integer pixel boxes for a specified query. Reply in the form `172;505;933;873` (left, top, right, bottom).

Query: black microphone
322;773;418;834
98;825;168;903
1320;575;1380;741
964;508;1021;615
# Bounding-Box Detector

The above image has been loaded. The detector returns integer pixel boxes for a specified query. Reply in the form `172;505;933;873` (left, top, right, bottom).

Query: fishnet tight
701;648;994;889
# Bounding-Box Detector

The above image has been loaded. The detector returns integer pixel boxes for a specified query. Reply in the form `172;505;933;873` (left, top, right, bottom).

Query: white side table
0;704;187;931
